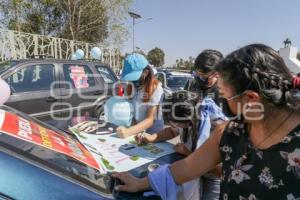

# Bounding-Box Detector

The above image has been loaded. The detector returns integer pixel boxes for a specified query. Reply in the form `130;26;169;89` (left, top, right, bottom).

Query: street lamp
128;11;152;52
129;12;141;52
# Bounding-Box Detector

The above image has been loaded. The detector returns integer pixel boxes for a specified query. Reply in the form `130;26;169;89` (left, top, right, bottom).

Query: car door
59;63;104;118
3;63;62;120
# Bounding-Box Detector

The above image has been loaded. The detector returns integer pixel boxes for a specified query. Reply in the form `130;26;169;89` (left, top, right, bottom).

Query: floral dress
219;121;300;200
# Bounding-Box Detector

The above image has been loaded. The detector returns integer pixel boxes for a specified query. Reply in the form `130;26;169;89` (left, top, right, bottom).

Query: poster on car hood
71;129;175;173
0;109;101;171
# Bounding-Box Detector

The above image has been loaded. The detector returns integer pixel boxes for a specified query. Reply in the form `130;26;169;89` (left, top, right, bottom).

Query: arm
116;105;157;138
117;85;164;138
170;122;225;184
174;143;192;156
211;163;222;177
138;127;178;143
113;122;227;192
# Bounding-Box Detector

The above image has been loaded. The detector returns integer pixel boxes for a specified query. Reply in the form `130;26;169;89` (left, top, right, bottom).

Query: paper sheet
73;131;175;173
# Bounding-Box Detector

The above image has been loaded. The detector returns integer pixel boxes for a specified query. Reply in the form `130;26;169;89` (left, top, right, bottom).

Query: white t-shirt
132;83;164;133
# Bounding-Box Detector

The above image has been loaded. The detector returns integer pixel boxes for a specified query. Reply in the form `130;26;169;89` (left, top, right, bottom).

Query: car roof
167;71;192;76
10;58;109;66
0;59;115;78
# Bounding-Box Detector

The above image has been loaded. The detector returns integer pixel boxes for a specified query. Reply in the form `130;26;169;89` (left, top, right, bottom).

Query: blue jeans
199;173;220;200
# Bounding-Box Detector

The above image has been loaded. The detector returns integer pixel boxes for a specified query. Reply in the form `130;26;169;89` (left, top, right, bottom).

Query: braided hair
163;90;200;151
215;44;300;109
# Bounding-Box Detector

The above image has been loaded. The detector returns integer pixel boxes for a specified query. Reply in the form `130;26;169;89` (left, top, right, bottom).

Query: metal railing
0;28;121;72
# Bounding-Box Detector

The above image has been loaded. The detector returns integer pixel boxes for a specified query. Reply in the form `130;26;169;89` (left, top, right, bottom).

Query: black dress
219;121;300;200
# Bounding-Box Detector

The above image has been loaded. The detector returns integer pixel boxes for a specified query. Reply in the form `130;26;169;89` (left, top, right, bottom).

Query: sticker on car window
69;66;89;89
0;109;101;171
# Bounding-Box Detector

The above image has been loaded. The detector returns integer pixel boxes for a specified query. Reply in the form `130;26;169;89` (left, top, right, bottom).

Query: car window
0;106;111;195
167;76;189;87
6;64;55;93
63;64;96;89
95;65;116;84
0;61;19;75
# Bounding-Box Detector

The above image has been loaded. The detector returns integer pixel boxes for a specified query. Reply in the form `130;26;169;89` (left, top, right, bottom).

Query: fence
0;28;121;73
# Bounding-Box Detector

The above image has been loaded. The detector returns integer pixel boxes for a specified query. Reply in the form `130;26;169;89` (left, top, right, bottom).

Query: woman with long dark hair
112;44;300;199
116;53;164;138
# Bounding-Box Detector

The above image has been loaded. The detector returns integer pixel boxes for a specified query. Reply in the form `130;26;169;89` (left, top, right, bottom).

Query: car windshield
0;61;19;74
0;106;111;197
167;76;189;88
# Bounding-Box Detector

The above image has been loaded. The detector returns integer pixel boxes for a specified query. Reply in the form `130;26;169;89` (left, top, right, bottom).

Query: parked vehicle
0;59;118;121
0;105;182;199
0;105;112;199
166;71;192;91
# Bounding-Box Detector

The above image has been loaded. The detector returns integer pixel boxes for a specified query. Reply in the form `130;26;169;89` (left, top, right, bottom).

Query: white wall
279;46;300;74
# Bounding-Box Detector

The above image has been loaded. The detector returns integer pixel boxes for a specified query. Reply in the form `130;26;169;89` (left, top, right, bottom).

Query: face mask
194;71;216;90
0;79;11;105
219;92;245;122
195;76;209;90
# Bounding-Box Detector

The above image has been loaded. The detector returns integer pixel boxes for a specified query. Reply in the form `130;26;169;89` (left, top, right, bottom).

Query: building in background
279;39;300;74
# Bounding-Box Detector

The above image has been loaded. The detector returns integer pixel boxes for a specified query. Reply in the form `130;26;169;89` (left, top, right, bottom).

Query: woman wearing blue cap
116;53;164;138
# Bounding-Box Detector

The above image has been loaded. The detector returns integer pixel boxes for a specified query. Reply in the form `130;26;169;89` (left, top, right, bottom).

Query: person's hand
112;172;149;192
174;143;191;156
135;133;156;144
211;164;222;177
116;126;131;138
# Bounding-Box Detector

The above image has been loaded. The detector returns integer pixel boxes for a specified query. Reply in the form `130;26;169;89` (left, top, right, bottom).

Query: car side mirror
156;72;167;88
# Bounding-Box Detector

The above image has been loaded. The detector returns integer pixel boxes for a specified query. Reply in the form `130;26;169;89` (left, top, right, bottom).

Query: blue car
0;106;182;200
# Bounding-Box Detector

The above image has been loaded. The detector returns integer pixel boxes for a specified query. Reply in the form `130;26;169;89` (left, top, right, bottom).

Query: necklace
241;110;294;162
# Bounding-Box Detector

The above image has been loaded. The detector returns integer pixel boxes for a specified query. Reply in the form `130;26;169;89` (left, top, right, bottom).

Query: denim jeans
199;173;220;200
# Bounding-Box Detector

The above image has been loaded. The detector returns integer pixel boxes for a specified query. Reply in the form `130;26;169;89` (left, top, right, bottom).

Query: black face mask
195;76;210;90
218;97;244;123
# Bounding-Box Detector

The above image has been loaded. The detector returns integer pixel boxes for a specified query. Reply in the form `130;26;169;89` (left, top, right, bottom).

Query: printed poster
69;66;89;89
72;130;175;173
0;109;100;170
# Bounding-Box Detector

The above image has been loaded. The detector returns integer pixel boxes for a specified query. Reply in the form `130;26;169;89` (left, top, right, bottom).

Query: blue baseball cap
121;53;149;81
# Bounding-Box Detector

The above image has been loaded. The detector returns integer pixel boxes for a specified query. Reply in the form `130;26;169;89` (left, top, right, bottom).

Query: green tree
60;0;108;43
0;0;31;32
174;57;194;69
0;0;133;45
0;0;64;35
147;47;165;67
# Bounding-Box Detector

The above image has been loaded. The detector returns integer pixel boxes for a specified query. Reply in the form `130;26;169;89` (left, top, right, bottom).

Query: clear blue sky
123;0;300;66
